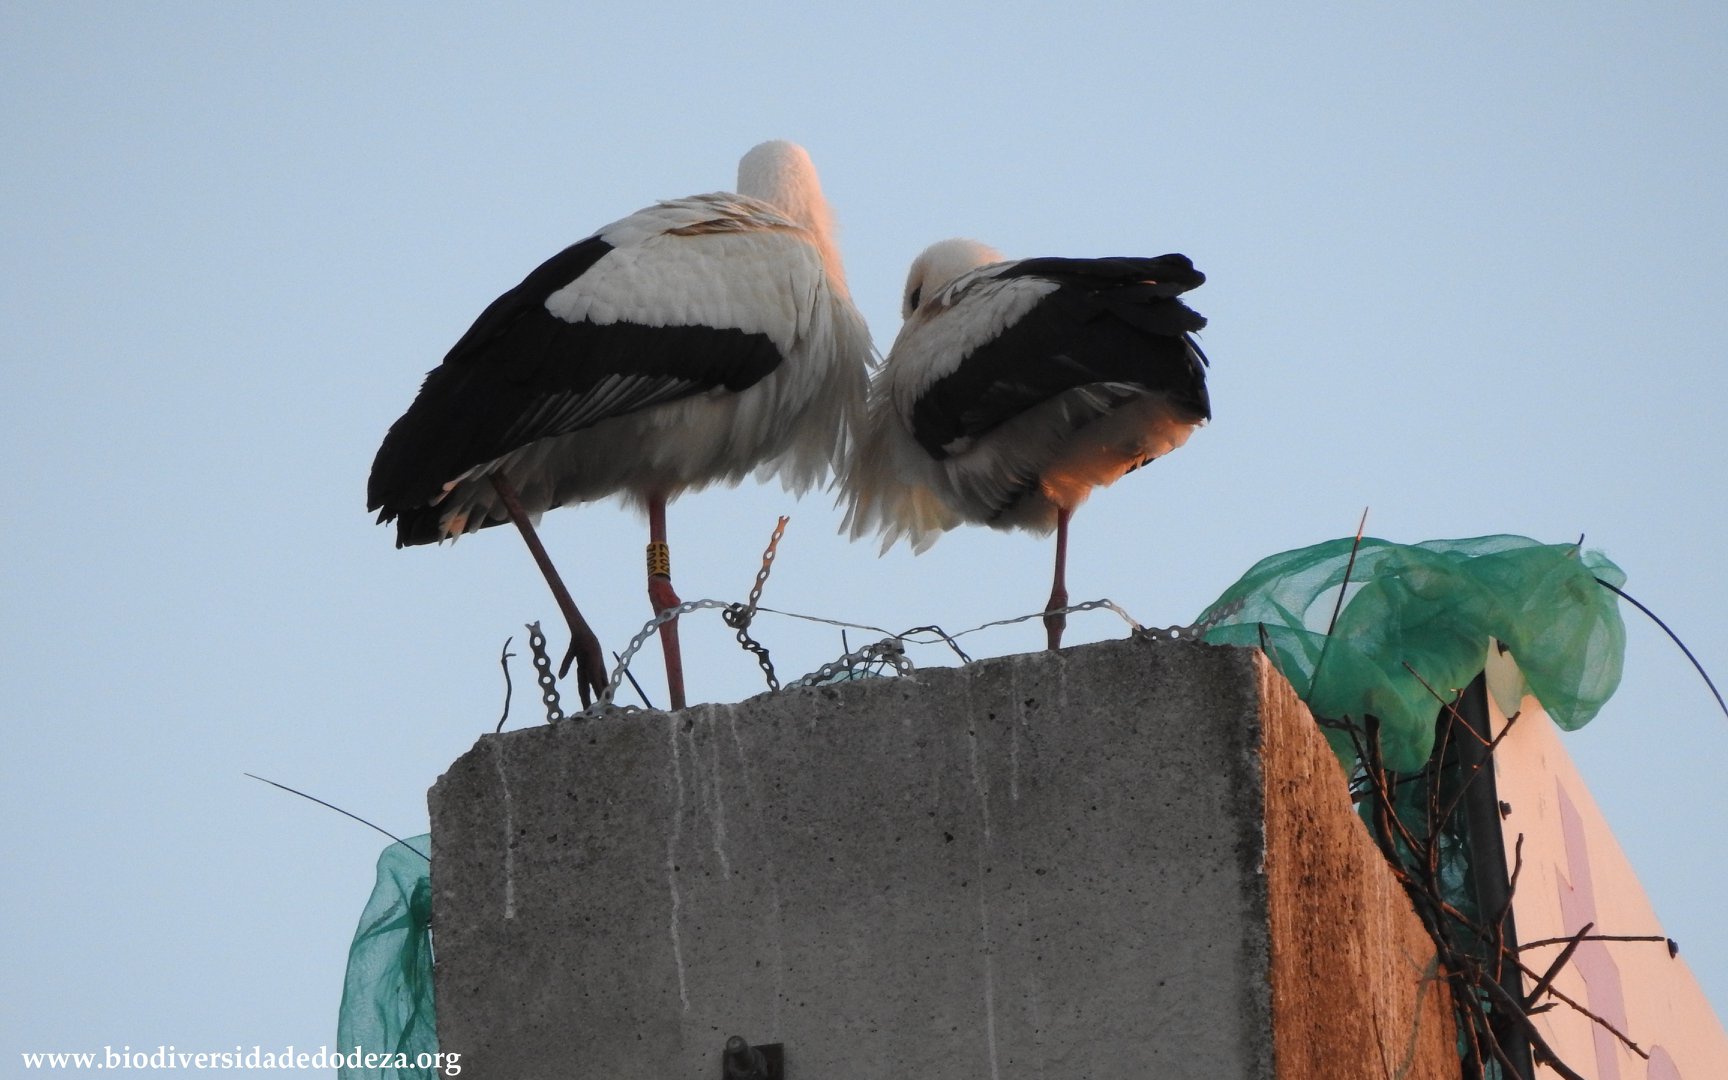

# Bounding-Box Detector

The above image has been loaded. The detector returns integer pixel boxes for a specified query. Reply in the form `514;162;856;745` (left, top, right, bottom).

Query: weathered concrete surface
431;636;1453;1078
1258;662;1456;1080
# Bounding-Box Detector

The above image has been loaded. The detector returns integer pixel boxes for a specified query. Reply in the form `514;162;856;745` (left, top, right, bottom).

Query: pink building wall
1492;694;1727;1076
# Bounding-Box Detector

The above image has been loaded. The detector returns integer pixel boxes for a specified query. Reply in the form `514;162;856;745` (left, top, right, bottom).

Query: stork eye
908;286;923;311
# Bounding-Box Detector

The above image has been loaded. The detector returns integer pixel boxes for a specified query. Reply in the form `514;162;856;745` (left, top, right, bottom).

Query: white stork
369;141;873;709
844;238;1211;649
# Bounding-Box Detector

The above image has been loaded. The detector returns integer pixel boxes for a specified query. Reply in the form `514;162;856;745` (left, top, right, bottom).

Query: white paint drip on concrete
701;705;732;881
972;730;1002;1080
492;738;515;921
980;890;1002;1080
665;713;690;1012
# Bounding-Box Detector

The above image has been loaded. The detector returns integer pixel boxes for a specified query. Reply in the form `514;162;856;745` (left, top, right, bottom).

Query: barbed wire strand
565;596;1228;721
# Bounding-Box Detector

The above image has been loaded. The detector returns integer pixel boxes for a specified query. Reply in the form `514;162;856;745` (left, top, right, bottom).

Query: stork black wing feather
909;257;1210;459
997;253;1206;296
368;237;784;517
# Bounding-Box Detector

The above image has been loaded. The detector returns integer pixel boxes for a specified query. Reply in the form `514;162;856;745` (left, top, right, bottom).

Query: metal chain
1134;596;1246;642
786;638;915;688
892;624;973;664
559;593;1243;722
722;516;789;693
525;621;565;723
952;598;1140;639
744;516;787;615
592;598;733;710
724;609;780;692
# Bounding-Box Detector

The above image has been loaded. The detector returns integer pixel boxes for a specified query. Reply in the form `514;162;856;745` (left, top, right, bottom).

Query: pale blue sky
4;0;1725;1063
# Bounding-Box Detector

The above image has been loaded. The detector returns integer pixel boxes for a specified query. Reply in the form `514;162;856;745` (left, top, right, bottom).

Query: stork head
902;237;1003;318
737;140;849;293
738;140;827;227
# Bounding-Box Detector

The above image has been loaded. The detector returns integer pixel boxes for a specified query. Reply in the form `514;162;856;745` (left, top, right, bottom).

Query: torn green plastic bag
338;835;434;1080
1198;534;1626;772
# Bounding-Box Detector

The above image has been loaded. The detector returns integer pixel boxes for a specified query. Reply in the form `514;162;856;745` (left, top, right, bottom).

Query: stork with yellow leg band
367;141;872;709
645;496;685;711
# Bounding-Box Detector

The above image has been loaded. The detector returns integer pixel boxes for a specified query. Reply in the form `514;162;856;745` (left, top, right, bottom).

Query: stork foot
558;624;608;707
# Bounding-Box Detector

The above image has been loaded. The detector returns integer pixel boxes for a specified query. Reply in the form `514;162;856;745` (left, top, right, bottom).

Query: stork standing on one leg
369;141;874;709
843;238;1211;650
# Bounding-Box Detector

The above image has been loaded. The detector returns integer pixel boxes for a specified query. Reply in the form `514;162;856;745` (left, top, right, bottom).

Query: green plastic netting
338;835;435;1080
1199;534;1626;772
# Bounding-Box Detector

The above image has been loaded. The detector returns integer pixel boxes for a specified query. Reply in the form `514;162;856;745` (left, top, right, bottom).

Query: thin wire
752;598;1142;644
752;605;898;639
583;595;1211;717
612;651;656;710
1596;577;1728;721
949;598;1141;638
245;773;429;863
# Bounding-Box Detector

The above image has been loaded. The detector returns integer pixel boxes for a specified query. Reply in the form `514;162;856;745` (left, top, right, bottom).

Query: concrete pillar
430;636;1454;1078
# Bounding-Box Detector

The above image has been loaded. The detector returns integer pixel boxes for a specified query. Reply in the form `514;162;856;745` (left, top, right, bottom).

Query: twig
1522;921;1592;1007
1256;622;1292;687
1325;507;1371;637
1511;955;1651;1060
1497;833;1526;928
1435;708;1522;829
1471;947;1592;1080
1519;933;1674;952
1308;508;1370;695
1398;662;1522;827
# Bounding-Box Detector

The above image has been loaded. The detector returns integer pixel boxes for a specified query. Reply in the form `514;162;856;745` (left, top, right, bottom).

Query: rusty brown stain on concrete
1259;659;1458;1079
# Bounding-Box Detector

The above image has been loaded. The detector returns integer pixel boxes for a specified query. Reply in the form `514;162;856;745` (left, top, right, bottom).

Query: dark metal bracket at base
721;1036;783;1080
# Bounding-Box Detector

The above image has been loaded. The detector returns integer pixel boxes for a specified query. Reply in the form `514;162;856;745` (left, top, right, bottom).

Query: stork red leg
1044;506;1072;651
646;495;687;711
488;472;607;707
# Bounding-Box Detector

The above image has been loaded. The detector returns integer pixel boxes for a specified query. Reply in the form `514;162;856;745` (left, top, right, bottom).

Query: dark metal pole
1453;674;1535;1079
